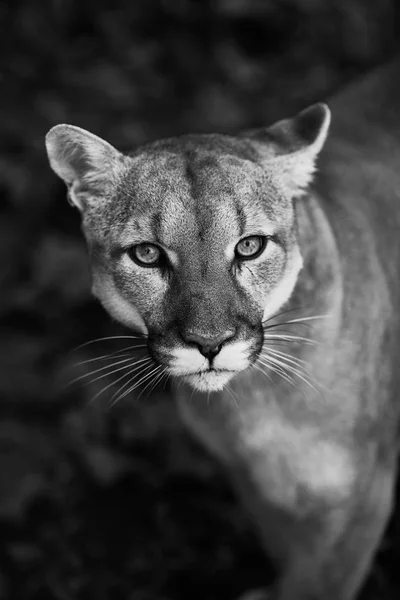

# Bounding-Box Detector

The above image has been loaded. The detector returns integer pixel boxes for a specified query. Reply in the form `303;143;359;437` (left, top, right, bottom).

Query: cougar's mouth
182;368;236;392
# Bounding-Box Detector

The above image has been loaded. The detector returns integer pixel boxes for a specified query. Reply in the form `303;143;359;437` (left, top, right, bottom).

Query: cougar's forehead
112;138;285;251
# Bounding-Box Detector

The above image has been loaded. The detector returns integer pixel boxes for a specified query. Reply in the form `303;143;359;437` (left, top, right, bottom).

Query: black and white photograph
2;2;400;599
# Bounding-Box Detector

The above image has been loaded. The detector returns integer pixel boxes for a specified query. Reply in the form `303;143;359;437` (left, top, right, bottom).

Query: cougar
45;57;400;600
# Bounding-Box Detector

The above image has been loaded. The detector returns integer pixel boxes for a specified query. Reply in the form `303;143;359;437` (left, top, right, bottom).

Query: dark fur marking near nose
235;202;246;237
151;211;162;241
185;159;195;185
184;154;199;198
200;262;209;279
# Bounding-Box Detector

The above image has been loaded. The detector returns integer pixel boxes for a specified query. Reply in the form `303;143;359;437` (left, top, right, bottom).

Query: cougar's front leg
232;461;396;600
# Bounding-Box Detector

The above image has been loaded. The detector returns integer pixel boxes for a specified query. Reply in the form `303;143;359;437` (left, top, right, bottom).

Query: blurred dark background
1;1;400;599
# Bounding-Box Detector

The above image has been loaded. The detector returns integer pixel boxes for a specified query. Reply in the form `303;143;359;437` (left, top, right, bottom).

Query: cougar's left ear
45;124;126;211
245;103;331;197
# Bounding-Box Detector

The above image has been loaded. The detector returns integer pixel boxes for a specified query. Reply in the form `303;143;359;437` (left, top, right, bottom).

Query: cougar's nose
181;330;236;359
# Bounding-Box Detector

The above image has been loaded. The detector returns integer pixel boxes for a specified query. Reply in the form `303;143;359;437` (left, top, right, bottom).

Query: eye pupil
130;243;161;266
235;235;265;259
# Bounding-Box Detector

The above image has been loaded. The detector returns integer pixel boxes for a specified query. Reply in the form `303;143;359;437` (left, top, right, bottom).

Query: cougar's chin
182;369;236;392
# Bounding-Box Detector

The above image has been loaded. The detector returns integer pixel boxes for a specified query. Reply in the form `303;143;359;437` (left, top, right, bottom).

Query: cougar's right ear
244;103;331;197
45;125;126;211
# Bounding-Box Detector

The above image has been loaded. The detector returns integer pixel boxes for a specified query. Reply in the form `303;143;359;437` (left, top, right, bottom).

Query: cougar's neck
291;191;343;324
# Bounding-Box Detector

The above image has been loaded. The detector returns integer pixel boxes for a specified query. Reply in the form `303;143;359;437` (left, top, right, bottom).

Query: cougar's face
46;104;329;392
87;138;303;392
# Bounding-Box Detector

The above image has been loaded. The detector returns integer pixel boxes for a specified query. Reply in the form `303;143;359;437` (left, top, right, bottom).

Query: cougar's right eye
128;243;163;267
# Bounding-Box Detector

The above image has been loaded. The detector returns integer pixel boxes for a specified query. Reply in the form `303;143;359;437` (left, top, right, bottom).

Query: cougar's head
46;104;330;392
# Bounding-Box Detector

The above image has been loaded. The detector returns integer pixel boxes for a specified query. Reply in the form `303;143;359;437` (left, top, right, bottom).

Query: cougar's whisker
225;384;239;408
266;350;318;384
137;365;165;401
70;354;143;386
111;363;160;405
146;367;169;397
262;306;309;325
252;361;276;386
258;357;297;388
72;334;148;353
108;358;155;404
264;347;310;368
162;370;172;391
280;314;330;325
89;357;153;404
263;350;313;378
73;344;148;367
263;333;317;345
263;353;321;395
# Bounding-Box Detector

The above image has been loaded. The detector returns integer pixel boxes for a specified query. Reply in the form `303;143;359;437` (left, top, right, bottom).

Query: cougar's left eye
235;235;266;260
129;243;163;267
